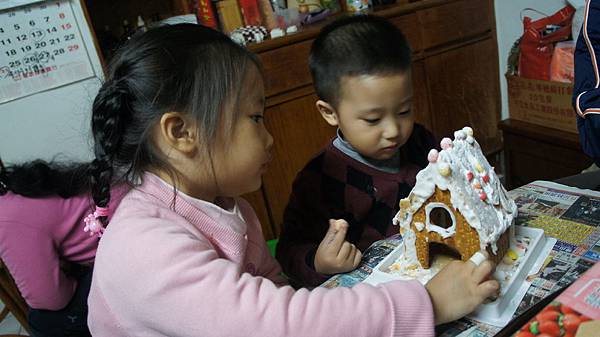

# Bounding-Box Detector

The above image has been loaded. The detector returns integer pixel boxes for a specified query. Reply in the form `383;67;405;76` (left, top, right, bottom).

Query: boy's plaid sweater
276;124;437;287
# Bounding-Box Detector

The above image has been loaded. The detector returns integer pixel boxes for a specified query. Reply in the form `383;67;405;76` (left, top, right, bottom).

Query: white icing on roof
395;126;517;253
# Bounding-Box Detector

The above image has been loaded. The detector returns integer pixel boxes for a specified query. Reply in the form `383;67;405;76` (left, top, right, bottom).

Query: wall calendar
0;0;95;103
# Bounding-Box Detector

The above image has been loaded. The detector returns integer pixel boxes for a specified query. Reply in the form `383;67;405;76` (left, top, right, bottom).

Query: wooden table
498;119;593;190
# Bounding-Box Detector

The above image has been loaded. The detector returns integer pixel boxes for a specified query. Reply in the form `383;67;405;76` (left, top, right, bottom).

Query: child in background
276;15;437;287
86;23;499;336
0;158;127;337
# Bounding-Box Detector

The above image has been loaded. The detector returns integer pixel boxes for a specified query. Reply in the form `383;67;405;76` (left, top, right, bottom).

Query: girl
87;23;499;336
0;158;127;337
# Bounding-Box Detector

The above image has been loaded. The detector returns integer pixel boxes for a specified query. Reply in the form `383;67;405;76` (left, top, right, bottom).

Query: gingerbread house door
414;188;480;268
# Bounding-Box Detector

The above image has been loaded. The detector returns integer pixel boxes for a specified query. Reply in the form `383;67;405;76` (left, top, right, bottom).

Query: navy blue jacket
574;0;600;166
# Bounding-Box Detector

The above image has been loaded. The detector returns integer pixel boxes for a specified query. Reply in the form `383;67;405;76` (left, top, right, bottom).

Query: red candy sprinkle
466;171;474;181
479;192;487;201
482;175;490;183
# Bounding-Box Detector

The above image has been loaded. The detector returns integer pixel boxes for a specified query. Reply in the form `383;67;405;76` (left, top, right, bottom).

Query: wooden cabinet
262;93;336;237
499;119;593;190
85;0;501;240
424;38;501;153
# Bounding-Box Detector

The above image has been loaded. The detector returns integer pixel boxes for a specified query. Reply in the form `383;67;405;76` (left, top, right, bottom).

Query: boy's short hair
309;14;412;107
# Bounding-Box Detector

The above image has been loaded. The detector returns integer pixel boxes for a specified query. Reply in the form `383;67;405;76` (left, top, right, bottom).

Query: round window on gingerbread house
429;207;453;229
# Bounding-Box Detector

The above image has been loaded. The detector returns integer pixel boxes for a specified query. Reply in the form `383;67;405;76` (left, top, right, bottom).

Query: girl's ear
158;112;198;155
316;100;339;127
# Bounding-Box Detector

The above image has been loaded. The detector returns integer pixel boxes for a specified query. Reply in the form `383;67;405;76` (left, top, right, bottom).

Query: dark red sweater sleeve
276;154;333;287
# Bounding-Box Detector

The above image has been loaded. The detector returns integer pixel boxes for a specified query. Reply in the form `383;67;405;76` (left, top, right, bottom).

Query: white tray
363;226;556;327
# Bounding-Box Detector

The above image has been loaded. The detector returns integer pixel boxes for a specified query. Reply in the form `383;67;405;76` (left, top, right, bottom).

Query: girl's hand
314;219;362;275
425;251;500;325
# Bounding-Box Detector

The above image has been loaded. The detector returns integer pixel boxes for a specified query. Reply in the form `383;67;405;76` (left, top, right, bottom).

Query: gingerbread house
393;127;517;269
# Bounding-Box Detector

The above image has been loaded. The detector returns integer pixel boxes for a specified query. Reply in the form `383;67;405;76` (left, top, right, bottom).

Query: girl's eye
251;115;264;123
397;109;411;116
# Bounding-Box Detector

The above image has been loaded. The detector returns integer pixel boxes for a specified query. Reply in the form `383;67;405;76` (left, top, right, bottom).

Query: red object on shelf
239;0;262;26
519;5;575;81
196;0;218;29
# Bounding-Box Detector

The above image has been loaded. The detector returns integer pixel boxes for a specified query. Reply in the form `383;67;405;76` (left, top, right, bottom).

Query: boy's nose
383;120;400;139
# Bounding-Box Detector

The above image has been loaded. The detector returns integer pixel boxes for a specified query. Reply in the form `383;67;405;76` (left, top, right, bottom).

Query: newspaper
321;181;600;336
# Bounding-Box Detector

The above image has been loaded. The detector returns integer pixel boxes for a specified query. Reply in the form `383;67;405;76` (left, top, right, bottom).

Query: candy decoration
438;163;451;176
454;130;466;140
462;126;473;136
479;191;487;201
502;254;515;265
427;149;439;163
507;249;518;260
475;163;484;173
473;182;481;189
465;171;474;181
440;137;453;150
482;174;490;183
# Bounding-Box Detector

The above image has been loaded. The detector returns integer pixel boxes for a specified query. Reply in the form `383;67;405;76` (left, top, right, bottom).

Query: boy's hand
425;251;500;325
314;219;362;275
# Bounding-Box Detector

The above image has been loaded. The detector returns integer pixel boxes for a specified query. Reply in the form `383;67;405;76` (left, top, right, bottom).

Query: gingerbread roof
394;126;517;254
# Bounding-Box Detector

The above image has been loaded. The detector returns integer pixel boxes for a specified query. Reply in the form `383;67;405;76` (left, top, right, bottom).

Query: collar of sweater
136;173;249;260
333;129;401;174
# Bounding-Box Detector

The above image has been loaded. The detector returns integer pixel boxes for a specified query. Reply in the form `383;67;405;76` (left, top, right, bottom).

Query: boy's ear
158;112;198;155
316;100;339;127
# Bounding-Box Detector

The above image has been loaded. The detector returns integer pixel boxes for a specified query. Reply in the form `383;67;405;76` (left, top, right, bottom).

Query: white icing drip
393;126;518;266
401;227;419;266
415;222;425;231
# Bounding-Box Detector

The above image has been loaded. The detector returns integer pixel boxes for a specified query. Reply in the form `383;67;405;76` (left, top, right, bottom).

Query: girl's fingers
475;279;500;301
468;251;488;268
472;260;495;284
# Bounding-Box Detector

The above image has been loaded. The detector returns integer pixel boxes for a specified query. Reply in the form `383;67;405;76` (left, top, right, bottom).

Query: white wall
0;0;104;165
494;0;570;120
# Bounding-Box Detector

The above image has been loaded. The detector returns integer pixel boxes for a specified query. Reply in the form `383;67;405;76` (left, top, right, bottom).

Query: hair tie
105;79;129;98
83;206;109;238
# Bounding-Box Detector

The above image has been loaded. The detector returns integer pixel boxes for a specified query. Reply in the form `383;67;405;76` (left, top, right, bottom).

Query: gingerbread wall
411;187;481;268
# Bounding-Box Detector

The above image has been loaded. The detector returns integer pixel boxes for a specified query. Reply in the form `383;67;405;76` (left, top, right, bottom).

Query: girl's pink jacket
88;173;434;337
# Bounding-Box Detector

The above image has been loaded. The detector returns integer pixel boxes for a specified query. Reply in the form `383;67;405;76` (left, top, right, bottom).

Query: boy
276;15;437;287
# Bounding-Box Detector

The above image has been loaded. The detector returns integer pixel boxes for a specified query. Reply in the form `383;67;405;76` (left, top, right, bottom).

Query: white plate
363;226;556;327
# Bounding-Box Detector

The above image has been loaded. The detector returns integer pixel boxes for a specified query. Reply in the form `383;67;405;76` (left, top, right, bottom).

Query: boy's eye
397;109;411;116
363;118;380;124
250;115;264;123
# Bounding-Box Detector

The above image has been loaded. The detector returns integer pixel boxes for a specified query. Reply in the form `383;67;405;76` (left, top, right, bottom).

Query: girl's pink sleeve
0;223;76;310
91;219;435;337
259;248;288;286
